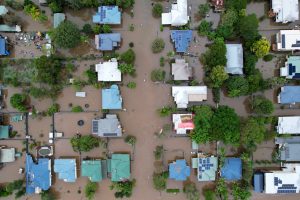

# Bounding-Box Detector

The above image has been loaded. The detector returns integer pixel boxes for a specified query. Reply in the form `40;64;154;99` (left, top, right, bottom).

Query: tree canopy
251;38;270;58
70;135;99;152
52;20;81;48
250;95;274;115
209;65;229;88
84;181;98;200
10;93;28;112
226;76;249;97
152;3;163;18
183;182;200;200
237;14;259;42
202;38;227;69
110;180;136;198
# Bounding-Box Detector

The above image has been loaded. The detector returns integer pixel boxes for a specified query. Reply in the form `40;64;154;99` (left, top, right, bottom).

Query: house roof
272;0;299;23
0;25;21;32
93;6;121;24
0;6;8;16
95;58;121;82
276;30;300;51
54;159;77;182
0;148;15;163
254;173;264;193
280;56;300;79
171;30;193;53
275;136;300;162
225;44;243;75
197;156;218;181
172;114;194;134
26;155;51;194
172;59;192;80
95;33;121;51
278;86;300;104
0;38;9;56
110;154;130;181
169;159;191;181
277;116;300;134
221;158;242;181
53;13;65;28
162;0;189;26
92;114;122;137
81;160;102;182
0;125;9;138
265;163;300;194
102;85;122;109
172;86;207;108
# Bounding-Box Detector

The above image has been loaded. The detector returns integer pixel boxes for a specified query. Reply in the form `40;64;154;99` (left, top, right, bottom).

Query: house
192;154;218;181
53;13;65;28
0;37;9;56
170;30;193;53
210;0;224;12
172;86;207;108
278;86;300;104
0;125;9;139
93;6;121;24
275;136;300;162
81;160;108;182
169;159;191;181
172;114;194;134
264;163;300;193
280;56;300;79
161;0;189;26
92;114;122;137
102;85;122;109
220;158;242;181
277;116;300;134
0;147;15;163
275;30;300;51
225;44;243;75
109;154;130;182
26;154;51;194
253;173;264;193
95;58;121;82
172;59;192;80
95;33;121;51
271;0;299;23
54;159;77;182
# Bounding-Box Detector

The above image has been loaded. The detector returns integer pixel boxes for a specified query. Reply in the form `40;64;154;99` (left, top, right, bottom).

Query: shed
254;173;264;193
225;44;243;75
54;159;77;182
53;13;65;28
102;85;122;109
109;154;130;182
0;147;15;163
221;158;242;181
0;125;9;139
169;159;191;181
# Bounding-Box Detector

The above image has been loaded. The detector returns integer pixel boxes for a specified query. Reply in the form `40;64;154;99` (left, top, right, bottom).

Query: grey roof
225;44;244;75
276;136;300;161
92;114;122;137
172;59;192;80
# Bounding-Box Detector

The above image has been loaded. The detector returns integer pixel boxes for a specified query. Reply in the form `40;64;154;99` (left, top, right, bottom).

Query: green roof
0;125;9;139
110;154;130;182
81;160;102;182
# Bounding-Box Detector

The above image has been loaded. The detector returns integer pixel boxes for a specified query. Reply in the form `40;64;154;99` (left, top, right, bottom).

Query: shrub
124;135;137;146
250;95;274;115
198;20;212;36
263;54;274;62
153;145;164;160
118;63;135;75
152;3;163;18
120;49;136;64
151;38;165;53
129;24;134;31
160;57;165;67
129;42;134;48
110;180;136;198
93;25;101;34
151;69;165;82
71;106;83;112
198;3;210;18
47;103;60;116
166;189;180;194
82;24;93;35
101;24;112;33
127;82;136;89
85;181;97;200
183;182;200;200
10;93;27;112
152;172;168;191
70;135;99;152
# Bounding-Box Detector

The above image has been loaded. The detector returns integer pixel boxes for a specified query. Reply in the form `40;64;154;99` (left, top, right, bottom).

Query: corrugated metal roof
93;6;121;24
169;159;191;181
81;160;102;182
221;158;242;181
110;154;130;181
102;85;122;109
54;159;77;182
278;86;300;104
171;30;192;53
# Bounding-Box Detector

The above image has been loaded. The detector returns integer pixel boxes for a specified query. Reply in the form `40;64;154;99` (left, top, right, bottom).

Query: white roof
225;44;243;75
272;0;299;23
0;148;15;163
0;6;8;16
277;116;300;134
265;164;300;194
172;59;192;80
95;58;121;82
276;30;300;51
172;114;194;134
161;0;189;26
172;86;207;108
75;92;86;97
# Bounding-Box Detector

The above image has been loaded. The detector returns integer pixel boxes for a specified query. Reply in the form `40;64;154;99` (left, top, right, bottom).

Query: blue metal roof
169;159;191;181
102;85;122;109
221;158;242;181
54;159;77;182
93;6;121;24
279;86;300;104
171;30;193;53
254;173;264;193
97;33;121;51
26;154;51;194
0;38;9;56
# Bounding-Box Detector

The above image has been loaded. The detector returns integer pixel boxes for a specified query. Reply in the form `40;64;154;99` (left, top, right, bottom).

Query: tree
225;0;247;10
232;183;251;200
220;9;238;27
152;3;163;18
209;65;228;88
152;172;168;191
251;38;270;58
85;181;98;200
215;24;234;39
151;69;165;82
246;69;264;94
118;63;135;75
115;0;134;9
211;106;240;145
120;49;135;64
198;20;212;36
10;93;27;112
52;20;81;48
250;95;274;115
71;105;84;112
244;51;258;75
198;3;210;18
110;179;136;198
151;38;165;53
183;182;200;200
93;25;101;34
215;178;228;200
101;24;112;33
124;135;136;146
82;24;93;35
47;103;60;116
237;14;259;41
202;38;227;69
226;76;249;97
70;135;99;152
